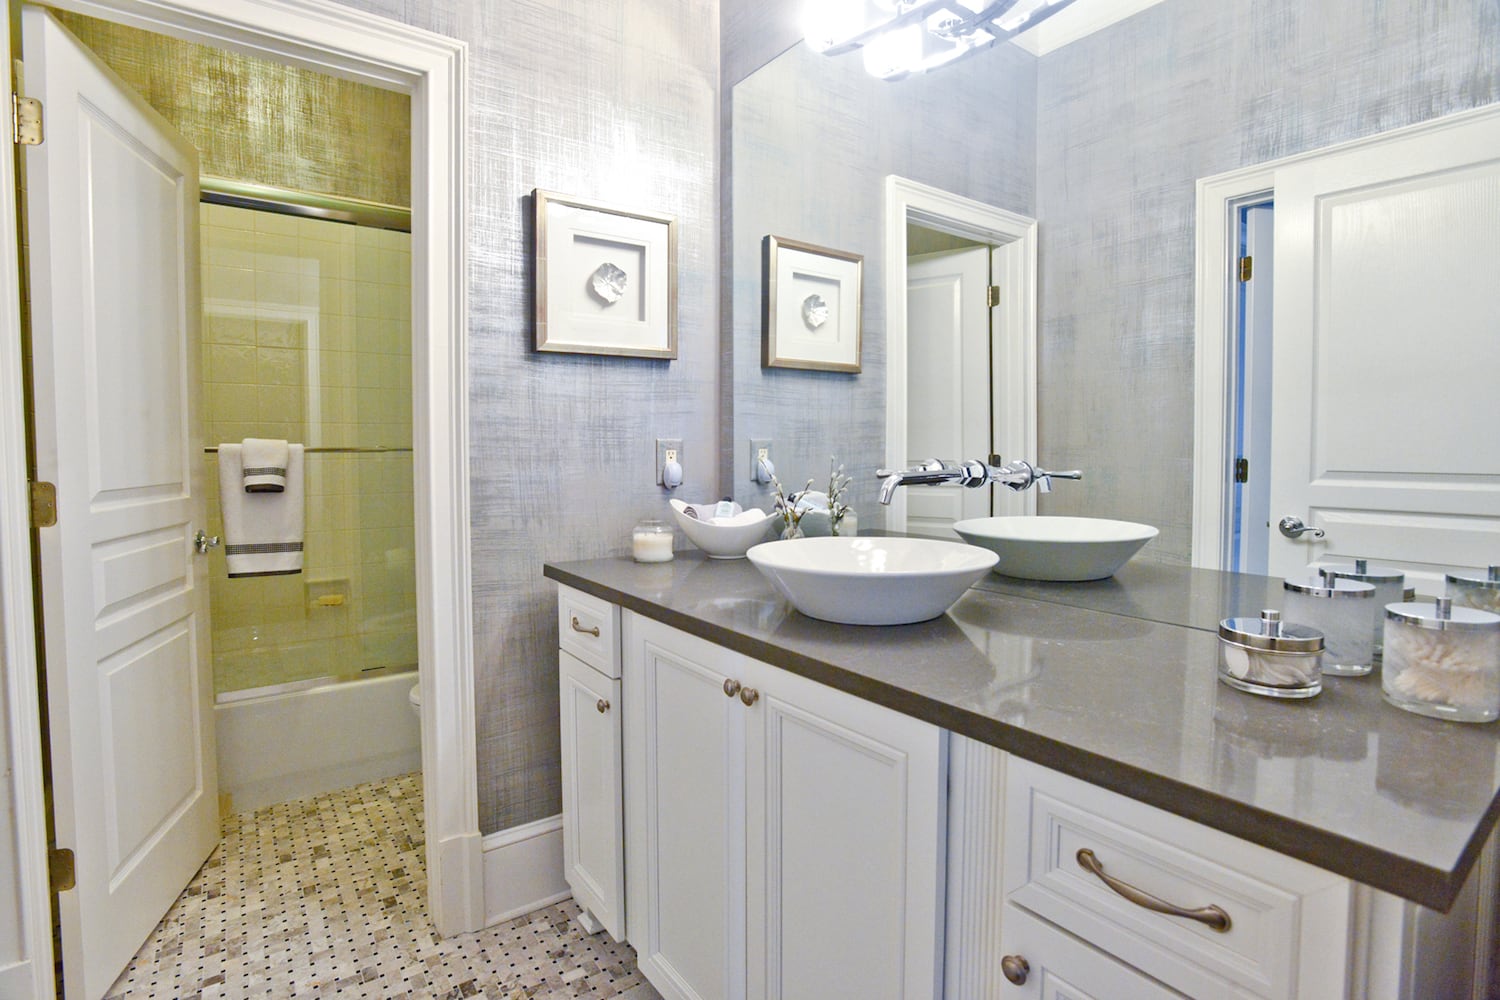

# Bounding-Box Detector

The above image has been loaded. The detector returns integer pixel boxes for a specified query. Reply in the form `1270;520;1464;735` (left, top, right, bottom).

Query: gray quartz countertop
542;553;1500;912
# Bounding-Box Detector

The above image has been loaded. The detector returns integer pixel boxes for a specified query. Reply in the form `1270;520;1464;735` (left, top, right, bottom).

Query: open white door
23;9;217;999
1266;110;1500;588
906;246;991;537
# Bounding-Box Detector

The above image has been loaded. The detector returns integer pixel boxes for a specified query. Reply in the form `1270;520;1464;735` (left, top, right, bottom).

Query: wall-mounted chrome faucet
875;457;1083;505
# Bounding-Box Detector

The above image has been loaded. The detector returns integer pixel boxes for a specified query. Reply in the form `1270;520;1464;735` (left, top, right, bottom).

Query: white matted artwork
762;235;863;372
534;189;677;358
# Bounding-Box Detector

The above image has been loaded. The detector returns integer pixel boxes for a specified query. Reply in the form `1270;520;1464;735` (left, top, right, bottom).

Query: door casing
883;175;1038;533
0;2;474;994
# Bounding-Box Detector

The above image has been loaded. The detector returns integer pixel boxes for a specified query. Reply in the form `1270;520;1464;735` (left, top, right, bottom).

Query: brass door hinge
986;285;1001;308
1238;255;1253;282
30;481;56;527
49;848;75;893
13;93;42;146
1234;457;1249;484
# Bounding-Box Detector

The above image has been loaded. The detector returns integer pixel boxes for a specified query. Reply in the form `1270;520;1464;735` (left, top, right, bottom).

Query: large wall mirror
726;0;1500;581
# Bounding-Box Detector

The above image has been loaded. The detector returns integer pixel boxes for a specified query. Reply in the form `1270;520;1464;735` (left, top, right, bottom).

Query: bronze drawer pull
739;687;760;707
1076;848;1232;932
723;678;742;698
1000;954;1029;985
570;615;600;637
596;698;610;714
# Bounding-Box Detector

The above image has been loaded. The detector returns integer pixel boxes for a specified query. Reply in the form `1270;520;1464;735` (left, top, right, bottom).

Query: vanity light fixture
804;0;1077;80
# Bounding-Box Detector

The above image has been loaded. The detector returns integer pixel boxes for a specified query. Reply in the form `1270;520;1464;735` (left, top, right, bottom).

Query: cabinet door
559;650;625;940
998;905;1187;999
743;658;946;1000
624;615;747;1000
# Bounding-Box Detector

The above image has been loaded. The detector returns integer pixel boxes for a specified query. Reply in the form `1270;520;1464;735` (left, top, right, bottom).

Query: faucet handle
1035;467;1083;481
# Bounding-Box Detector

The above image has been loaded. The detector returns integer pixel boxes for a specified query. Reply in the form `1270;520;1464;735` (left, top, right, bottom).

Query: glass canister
631;519;675;563
1218;610;1324;699
1327;559;1405;656
1283;571;1377;676
1447;566;1500;615
1382;597;1500;723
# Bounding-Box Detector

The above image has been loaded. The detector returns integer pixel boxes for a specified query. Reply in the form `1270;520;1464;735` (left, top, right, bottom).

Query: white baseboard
482;814;569;926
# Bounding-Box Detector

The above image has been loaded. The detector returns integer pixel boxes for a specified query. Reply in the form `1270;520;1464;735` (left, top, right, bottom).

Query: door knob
193;529;221;554
1278;516;1325;540
1001;954;1029;985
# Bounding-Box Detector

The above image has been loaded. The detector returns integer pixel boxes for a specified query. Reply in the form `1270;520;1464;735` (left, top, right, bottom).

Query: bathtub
215;669;421;813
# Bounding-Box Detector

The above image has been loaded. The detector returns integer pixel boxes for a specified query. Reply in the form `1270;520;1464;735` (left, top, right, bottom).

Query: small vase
780;524;805;541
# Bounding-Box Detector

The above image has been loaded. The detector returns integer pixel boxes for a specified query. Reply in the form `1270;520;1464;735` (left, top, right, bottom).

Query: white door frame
1190;101;1500;569
883;175;1037;533
0;3;476;991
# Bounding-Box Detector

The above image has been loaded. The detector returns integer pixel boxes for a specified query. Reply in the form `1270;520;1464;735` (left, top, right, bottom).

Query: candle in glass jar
632;520;674;563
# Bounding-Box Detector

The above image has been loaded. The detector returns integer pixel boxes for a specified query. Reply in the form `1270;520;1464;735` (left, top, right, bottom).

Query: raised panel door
559;650;625;940
623;614;746;1000
742;657;946;1000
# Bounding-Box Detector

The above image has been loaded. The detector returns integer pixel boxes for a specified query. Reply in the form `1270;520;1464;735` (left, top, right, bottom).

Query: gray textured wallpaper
729;41;1037;521
327;0;1499;837
331;0;718;833
1035;0;1500;563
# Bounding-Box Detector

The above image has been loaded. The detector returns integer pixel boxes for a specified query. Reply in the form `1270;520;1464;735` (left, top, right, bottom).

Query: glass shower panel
201;203;415;697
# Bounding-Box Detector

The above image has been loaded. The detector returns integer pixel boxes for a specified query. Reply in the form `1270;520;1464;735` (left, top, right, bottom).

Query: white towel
241;437;290;493
218;443;305;578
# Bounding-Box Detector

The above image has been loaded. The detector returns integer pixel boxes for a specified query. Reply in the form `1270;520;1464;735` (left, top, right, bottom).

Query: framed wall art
762;235;862;372
534;189;677;358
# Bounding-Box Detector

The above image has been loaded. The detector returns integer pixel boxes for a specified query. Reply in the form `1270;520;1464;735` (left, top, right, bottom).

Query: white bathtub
215;670;420;813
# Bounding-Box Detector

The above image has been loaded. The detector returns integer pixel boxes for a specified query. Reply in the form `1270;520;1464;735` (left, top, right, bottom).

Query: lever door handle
1278;516;1325;540
193;529;220;554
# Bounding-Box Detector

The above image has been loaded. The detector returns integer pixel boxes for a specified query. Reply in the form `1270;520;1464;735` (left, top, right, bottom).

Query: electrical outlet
656;438;683;487
750;439;773;483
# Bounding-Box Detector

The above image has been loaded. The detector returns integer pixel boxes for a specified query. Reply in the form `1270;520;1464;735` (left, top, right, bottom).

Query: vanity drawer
558;586;620;678
1002;758;1349;1000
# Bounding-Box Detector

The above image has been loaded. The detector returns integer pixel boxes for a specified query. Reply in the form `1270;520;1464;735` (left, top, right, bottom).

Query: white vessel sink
951;516;1157;581
746;536;998;626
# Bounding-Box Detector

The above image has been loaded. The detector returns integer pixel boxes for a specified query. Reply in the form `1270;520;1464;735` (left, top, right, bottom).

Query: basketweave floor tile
103;773;658;1000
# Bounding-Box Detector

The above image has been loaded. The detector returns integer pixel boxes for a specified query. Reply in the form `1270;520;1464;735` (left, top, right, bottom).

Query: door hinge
986;285;1000;308
49;848;75;893
30;481;56;527
1234;457;1249;484
12;93;42;146
1237;255;1253;282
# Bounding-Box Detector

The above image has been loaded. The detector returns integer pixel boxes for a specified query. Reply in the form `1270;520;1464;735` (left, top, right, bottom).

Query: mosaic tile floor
105;773;659;1000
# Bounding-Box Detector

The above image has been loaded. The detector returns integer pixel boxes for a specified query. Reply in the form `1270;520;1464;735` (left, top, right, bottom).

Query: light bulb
862;22;922;78
803;0;869;52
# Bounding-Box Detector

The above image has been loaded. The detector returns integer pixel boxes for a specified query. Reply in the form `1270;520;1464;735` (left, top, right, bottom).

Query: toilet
408;682;421;720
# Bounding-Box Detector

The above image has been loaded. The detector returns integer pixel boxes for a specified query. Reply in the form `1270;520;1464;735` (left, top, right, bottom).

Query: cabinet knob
723;678;742;698
596;698;610;714
1000;954;1029;986
739;687;760;707
570;615;601;637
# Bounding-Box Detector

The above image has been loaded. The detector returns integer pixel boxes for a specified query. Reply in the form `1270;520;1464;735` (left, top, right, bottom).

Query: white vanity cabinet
554;582;1494;1000
556;587;625;939
621;611;947;1000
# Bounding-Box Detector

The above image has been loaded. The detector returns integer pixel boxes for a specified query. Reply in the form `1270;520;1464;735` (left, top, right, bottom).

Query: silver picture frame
762;235;863;372
534;189;678;358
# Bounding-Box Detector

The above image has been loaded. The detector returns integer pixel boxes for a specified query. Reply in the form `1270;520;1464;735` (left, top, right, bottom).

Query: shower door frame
0;0;478;989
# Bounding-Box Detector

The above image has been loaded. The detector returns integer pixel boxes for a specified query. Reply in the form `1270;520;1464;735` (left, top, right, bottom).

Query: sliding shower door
200;204;416;698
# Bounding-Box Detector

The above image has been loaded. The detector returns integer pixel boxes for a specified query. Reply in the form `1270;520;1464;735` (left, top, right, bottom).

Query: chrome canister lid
1283;569;1376;599
1220;609;1324;652
1445;565;1500;591
1385;597;1500;632
1327;558;1404;586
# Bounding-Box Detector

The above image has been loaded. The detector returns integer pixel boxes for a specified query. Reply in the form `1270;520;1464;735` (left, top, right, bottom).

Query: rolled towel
241;437;290;493
217;443;305;578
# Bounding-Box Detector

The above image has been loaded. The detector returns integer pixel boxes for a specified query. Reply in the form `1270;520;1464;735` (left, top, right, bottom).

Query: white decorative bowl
669;499;777;559
746;536;998;626
951;516;1158;581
